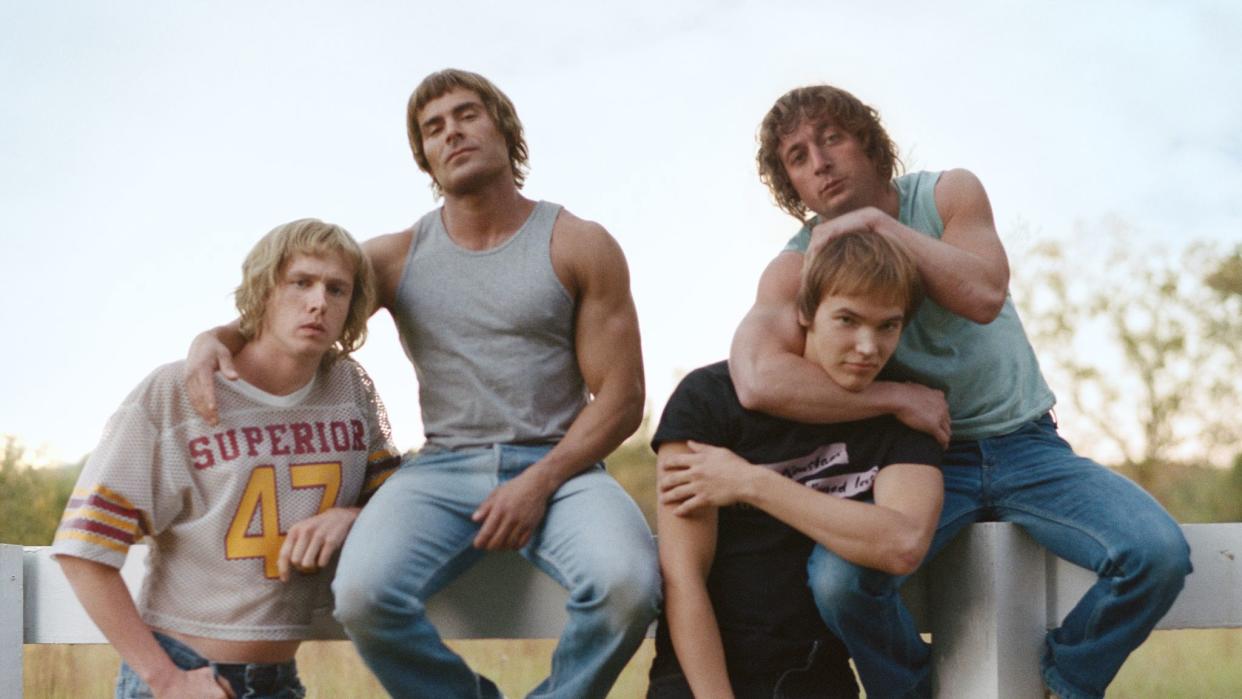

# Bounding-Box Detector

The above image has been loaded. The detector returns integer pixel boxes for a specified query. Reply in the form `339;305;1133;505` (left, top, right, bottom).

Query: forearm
663;576;735;699
874;215;1006;322
524;370;644;492
206;318;246;355
58;557;180;689
742;471;932;576
730;332;899;422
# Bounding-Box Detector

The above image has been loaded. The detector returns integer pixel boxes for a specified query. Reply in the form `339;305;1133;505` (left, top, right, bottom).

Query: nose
855;329;877;357
306;284;326;313
809;145;832;174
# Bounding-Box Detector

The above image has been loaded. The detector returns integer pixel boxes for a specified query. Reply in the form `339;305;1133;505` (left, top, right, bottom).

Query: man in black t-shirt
648;231;945;699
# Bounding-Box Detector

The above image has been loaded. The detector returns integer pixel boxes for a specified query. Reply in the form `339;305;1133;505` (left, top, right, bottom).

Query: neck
877;179;900;218
440;179;535;251
233;340;320;396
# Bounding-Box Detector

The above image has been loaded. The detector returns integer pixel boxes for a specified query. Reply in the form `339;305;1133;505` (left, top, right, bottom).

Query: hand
150;666;235;699
184;330;239;426
472;471;555;550
888;382;951;448
804;207;885;267
277;507;359;582
658;441;758;516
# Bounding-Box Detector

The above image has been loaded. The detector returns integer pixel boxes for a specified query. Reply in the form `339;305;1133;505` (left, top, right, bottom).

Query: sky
3;0;1241;464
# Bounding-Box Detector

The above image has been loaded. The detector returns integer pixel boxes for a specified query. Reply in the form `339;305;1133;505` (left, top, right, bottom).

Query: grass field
22;629;1242;697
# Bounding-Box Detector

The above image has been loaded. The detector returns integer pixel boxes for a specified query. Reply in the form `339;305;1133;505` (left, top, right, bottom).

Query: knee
807;553;898;612
577;551;662;631
1117;517;1192;592
332;568;424;633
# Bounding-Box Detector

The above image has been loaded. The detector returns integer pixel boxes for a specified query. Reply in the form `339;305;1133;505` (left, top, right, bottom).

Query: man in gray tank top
723;85;1189;699
185;69;660;699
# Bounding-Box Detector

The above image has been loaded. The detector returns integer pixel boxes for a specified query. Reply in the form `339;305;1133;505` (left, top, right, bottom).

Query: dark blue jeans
807;414;1191;699
115;632;305;699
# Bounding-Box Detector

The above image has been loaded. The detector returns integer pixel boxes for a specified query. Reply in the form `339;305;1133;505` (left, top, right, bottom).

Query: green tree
0;435;82;545
1011;225;1242;488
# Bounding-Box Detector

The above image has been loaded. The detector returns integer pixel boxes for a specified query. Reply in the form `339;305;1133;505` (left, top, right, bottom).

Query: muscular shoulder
362;229;413;308
933;168;988;219
549;207;629;297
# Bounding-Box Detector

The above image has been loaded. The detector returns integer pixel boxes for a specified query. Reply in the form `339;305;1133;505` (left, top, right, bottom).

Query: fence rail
3;523;1239;698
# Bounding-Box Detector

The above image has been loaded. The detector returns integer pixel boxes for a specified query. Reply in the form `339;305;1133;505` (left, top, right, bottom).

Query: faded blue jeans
115;631;304;698
333;444;662;699
807;414;1191;699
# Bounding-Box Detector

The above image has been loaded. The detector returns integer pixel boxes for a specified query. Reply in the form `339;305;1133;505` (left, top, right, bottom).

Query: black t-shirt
648;361;943;688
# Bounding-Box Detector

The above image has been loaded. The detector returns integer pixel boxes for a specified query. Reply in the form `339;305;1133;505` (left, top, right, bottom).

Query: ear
797;305;812;329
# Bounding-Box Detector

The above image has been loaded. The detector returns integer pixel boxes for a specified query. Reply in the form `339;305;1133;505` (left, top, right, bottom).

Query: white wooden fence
3;523;1240;698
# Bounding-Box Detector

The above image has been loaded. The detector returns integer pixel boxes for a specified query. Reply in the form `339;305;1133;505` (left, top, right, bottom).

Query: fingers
276;534;293;583
217;349;239;381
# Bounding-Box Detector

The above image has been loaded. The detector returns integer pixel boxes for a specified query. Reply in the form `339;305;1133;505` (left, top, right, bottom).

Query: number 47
225;462;342;579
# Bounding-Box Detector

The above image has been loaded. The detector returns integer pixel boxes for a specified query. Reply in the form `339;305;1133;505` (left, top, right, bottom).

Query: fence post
2;544;25;698
928;523;1047;698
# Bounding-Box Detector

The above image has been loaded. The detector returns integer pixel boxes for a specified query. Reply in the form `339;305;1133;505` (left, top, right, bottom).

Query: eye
328;284;351;297
293;278;311;289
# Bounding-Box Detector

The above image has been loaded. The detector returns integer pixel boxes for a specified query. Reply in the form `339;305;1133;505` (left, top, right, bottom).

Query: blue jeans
115;632;305;699
807;414;1191;699
333;444;662;699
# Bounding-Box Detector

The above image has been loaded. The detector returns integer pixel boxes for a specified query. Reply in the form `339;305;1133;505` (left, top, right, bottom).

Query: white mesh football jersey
53;358;399;641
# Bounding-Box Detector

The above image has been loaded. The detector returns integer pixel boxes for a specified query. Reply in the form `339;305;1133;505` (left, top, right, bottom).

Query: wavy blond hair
235;218;375;364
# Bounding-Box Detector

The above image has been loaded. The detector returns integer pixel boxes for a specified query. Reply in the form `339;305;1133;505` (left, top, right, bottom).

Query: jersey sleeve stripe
53;528;132;555
63;508;141;536
59;516;139;545
363;469;395;495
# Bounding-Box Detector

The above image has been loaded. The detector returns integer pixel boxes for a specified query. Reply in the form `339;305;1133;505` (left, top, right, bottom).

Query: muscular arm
472;215;645;549
729;254;950;444
57;556;234;699
661;442;943;576
811;169;1009;323
656;443;735;699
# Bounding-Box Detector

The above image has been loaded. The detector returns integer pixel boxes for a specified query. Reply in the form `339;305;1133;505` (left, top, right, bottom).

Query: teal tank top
783;171;1055;440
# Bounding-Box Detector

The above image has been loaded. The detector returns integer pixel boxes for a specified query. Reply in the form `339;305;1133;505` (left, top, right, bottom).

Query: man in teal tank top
184;69;660;699
727;84;1190;699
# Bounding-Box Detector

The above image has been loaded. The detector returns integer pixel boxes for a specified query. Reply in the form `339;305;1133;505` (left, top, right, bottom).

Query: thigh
524;464;657;591
988;420;1183;571
924;442;987;562
337;451;495;599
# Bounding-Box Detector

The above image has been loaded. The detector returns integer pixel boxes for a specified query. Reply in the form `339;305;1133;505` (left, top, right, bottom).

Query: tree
1011;223;1242;487
0;434;82;545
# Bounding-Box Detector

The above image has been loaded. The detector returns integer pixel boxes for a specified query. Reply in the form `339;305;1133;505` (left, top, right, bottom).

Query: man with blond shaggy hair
730;84;1190;698
185;69;659;699
55;219;399;699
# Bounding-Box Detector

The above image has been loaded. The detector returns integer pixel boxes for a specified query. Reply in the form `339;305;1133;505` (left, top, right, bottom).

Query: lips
820;178;846;197
299;322;326;334
446;147;475;163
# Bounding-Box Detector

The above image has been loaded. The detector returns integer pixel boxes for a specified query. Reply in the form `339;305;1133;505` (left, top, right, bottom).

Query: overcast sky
3;0;1240;464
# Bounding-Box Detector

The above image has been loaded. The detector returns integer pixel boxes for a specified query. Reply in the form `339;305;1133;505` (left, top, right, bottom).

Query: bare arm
656;443;735;699
660;442;943;576
472;215;645;550
728;253;950;445
57;556;235;699
808;169;1009;323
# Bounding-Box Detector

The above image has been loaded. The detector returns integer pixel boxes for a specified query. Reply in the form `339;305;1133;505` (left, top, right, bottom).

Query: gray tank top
392;200;588;451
